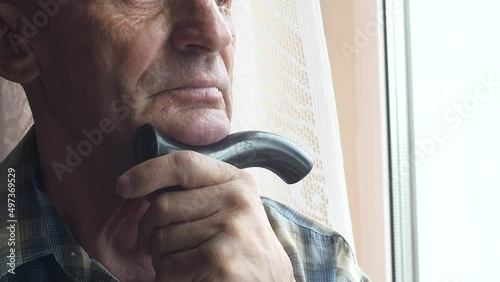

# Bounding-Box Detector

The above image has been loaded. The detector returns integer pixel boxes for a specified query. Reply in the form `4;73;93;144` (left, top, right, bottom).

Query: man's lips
152;86;224;107
168;87;223;104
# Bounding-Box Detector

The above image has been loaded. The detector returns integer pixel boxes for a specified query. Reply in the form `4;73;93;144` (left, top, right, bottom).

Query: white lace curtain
0;0;355;249
0;80;32;158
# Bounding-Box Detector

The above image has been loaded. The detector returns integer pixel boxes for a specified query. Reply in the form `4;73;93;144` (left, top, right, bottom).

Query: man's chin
171;127;230;146
155;115;231;147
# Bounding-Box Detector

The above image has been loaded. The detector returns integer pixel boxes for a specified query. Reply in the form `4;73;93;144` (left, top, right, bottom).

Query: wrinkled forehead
1;0;238;6
1;0;236;7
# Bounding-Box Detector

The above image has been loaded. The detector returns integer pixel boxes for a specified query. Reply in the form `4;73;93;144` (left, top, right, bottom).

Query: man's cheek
111;100;131;121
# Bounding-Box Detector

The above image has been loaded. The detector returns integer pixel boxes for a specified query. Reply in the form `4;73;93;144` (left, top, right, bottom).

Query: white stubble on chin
160;108;231;146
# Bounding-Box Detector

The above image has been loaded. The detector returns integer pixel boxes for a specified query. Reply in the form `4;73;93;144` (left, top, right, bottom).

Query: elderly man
0;0;369;281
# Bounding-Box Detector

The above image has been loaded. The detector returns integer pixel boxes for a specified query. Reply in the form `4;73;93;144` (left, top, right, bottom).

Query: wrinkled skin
0;0;295;281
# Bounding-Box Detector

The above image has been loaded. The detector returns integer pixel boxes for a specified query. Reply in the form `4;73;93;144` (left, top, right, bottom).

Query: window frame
384;0;420;281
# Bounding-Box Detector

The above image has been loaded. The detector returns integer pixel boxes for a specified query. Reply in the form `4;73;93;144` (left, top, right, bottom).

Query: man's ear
0;4;41;84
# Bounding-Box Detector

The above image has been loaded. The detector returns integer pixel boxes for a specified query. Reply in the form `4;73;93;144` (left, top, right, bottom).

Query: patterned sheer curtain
0;79;33;160
0;0;355;249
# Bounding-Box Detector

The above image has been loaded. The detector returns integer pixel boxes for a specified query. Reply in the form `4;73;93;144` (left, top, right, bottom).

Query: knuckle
172;151;198;170
224;188;255;211
218;162;235;180
238;170;255;184
217;260;239;280
234;170;259;194
170;151;199;184
199;242;228;266
151;192;171;215
217;215;242;238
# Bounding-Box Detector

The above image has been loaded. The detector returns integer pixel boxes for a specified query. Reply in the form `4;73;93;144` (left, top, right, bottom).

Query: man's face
31;0;235;146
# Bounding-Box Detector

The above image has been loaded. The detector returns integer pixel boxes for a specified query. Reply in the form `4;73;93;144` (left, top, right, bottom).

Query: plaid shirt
0;128;370;282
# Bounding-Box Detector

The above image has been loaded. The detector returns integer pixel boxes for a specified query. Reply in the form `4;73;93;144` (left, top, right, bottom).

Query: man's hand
116;151;295;281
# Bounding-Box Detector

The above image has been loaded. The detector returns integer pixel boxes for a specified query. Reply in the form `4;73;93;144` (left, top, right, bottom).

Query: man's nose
171;0;233;54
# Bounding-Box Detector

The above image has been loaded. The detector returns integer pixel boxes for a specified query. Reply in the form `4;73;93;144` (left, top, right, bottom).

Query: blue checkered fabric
1;128;370;281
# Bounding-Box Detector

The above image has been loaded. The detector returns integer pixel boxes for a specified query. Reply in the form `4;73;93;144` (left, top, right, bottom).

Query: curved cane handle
134;124;313;185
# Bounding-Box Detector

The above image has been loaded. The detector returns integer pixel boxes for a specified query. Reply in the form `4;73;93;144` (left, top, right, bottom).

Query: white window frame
385;0;419;281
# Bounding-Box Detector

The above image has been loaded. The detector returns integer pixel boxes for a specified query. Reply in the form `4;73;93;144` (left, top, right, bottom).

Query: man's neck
36;125;156;281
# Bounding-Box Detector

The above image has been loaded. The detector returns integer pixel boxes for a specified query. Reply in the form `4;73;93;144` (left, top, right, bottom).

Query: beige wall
320;1;359;249
320;0;392;281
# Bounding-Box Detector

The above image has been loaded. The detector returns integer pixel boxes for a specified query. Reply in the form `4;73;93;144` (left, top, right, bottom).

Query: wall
320;0;392;281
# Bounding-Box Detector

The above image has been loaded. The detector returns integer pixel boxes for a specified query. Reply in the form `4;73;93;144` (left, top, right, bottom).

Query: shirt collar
0;127;116;280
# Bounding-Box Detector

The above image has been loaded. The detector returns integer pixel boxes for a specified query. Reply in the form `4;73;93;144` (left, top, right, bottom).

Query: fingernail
117;173;134;196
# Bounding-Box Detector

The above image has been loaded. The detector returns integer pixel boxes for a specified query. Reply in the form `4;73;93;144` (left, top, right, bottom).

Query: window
387;0;500;281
